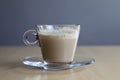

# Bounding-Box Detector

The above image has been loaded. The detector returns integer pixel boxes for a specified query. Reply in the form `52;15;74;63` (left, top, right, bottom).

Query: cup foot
43;62;72;70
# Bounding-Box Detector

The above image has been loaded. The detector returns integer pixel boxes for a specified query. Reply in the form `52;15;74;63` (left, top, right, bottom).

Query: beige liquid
38;34;78;63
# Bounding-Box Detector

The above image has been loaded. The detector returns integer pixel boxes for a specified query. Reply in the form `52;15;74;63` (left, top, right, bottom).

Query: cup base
43;62;72;70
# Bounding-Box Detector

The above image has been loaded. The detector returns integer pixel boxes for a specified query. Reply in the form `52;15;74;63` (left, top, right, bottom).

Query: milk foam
38;26;80;39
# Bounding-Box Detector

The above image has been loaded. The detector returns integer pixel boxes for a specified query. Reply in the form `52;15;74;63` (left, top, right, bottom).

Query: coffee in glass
23;25;80;70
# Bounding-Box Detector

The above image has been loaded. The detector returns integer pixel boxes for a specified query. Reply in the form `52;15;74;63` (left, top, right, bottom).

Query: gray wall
0;0;120;46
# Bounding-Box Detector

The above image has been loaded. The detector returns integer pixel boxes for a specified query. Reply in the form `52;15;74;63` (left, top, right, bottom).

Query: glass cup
23;25;80;70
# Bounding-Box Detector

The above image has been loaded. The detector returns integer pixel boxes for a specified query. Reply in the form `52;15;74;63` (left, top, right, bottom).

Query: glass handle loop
23;29;38;45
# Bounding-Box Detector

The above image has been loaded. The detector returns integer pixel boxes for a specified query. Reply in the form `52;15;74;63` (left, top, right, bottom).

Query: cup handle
23;29;38;45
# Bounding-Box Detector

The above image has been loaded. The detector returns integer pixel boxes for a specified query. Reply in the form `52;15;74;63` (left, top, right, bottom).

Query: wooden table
0;46;120;80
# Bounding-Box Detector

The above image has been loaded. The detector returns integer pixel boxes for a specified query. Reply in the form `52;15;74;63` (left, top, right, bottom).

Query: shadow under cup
23;25;80;70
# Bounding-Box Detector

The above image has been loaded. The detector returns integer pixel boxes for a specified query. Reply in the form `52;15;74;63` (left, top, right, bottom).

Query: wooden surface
0;46;120;80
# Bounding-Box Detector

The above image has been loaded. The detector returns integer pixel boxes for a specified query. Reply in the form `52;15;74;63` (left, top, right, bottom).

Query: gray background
0;0;120;46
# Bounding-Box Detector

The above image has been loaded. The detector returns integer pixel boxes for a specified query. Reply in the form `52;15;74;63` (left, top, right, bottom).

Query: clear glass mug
23;25;80;70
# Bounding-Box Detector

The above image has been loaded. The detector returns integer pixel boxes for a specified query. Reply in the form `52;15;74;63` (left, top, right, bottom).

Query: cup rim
35;24;80;27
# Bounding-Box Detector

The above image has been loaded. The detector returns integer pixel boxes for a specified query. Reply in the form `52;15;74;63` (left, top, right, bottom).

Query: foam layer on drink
38;26;80;39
